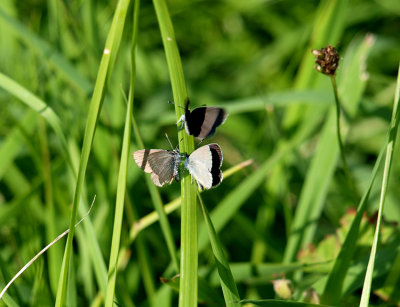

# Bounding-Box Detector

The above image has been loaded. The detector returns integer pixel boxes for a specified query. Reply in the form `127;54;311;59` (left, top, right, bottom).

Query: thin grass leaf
359;62;400;307
198;194;240;307
55;0;131;305
104;0;139;304
152;0;197;306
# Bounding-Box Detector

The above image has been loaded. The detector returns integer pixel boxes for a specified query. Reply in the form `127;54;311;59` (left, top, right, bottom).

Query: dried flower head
312;44;340;76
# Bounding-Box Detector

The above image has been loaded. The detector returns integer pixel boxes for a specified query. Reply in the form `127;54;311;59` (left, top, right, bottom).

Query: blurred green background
1;0;400;306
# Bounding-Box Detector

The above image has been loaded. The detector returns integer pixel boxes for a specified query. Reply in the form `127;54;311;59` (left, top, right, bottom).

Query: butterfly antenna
165;133;175;150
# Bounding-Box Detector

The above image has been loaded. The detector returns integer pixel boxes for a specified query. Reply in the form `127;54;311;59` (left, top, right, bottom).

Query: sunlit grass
1;0;400;306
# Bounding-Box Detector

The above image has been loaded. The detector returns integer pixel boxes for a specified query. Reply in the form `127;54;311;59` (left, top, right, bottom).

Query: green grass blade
198;194;240;307
104;0;139;304
55;0;131;305
152;0;197;306
359;63;400;307
105;93;134;305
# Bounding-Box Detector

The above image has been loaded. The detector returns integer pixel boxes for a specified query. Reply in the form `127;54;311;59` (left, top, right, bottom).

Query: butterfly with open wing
133;143;223;190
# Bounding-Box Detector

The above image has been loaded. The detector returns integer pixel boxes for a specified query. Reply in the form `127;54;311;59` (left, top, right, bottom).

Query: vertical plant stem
331;76;357;200
152;0;197;306
104;0;140;306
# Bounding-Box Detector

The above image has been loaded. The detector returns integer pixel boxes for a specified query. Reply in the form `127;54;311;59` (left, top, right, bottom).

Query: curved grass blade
104;0;140;304
198;193;240;307
55;0;131;305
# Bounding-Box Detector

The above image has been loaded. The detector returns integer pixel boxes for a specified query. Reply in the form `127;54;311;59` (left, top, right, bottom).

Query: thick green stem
152;0;198;306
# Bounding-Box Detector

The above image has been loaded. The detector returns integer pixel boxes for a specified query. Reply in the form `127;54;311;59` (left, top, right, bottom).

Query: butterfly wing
208;143;223;187
133;149;180;186
186;107;228;140
187;144;223;190
133;149;164;173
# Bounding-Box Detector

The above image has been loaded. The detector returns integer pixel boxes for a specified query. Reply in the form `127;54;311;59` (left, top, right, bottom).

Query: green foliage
1;0;400;306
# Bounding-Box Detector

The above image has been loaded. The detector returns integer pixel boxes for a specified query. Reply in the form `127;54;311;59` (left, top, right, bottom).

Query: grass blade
55;0;131;305
152;0;197;305
104;0;140;304
359;63;400;307
198;194;240;307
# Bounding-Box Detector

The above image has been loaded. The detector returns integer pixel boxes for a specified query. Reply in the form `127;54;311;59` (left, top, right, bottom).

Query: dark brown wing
133;149;180;187
186;107;228;140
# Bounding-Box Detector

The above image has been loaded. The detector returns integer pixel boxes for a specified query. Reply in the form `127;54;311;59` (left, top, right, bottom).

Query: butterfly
177;100;228;141
133;144;223;190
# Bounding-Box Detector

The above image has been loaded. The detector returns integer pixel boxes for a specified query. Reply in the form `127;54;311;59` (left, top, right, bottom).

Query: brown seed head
312;44;340;76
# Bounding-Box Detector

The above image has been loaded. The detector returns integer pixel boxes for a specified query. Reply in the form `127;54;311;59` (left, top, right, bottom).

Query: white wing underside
187;146;213;189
